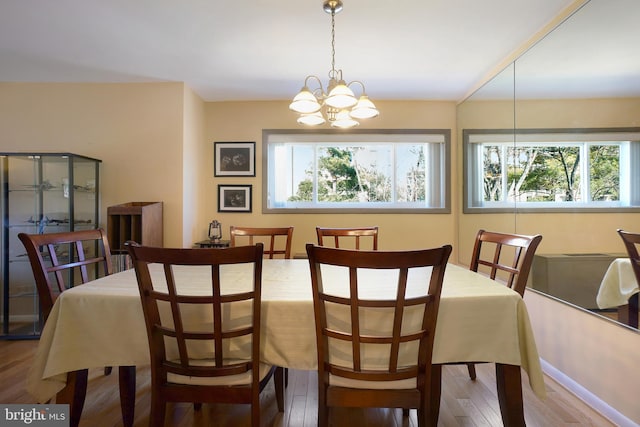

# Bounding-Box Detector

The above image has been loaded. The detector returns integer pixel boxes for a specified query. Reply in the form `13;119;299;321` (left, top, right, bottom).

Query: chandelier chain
330;9;336;78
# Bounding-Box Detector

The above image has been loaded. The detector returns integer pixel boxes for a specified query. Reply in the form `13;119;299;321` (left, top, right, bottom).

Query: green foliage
288;179;313;202
287;146;409;203
317;148;362;202
590;145;620;201
517;147;580;201
483;143;620;203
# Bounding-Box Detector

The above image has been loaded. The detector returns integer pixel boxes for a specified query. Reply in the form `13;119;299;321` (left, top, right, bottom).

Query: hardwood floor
0;339;614;426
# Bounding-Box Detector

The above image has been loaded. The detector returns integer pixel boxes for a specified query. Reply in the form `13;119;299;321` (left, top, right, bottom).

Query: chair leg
467;363;477;380
104;366;112;375
56;369;88;427
317;383;328;427
118;366;136;427
150;395;166;427
275;367;285;412
251;389;260;427
194;403;202;411
426;364;442;427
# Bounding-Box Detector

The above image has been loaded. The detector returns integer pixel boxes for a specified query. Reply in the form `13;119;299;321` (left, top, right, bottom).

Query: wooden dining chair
230;226;294;259
464;228;543;380
126;242;284;427
306;243;452;427
18;229;135;427
616;229;640;327
316;226;379;250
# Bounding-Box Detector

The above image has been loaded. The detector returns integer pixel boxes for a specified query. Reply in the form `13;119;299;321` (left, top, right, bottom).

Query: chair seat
167;360;275;386
330;374;417;390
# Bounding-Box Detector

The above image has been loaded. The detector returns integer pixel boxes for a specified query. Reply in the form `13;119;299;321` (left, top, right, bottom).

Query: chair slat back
618;229;640;287
230;226;294;259
316;226;379;250
18;229;113;321
469;229;543;296
306;244;451;383
126;242;264;382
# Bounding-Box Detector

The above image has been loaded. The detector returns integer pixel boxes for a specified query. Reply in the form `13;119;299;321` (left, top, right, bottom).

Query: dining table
596;258;639;327
27;259;546;427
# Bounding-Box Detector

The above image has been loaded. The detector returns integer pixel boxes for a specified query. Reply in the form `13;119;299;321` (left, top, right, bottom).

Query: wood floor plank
0;340;617;427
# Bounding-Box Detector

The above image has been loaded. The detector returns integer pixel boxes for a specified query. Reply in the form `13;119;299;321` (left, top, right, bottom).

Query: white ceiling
473;0;640;99
0;0;636;102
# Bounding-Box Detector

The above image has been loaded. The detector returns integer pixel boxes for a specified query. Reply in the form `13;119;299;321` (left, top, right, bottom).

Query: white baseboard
540;358;636;427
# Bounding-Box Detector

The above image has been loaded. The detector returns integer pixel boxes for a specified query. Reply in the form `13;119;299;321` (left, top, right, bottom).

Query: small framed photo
214;142;255;177
218;185;252;212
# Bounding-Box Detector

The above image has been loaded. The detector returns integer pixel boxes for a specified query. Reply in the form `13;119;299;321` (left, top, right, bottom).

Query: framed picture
214;142;255;177
218;185;252;212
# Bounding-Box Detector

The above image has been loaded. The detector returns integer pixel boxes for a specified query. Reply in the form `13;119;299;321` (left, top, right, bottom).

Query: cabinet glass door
1;153;101;338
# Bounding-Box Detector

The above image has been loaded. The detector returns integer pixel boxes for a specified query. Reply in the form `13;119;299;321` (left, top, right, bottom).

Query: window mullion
501;144;509;202
391;145;397;203
582;143;591;202
313;144;318;203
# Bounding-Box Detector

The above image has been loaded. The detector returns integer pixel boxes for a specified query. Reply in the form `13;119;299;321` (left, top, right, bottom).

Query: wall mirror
457;63;516;265
457;0;640;328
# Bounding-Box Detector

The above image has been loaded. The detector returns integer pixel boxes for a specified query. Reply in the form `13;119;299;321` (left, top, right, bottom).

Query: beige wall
0;84;458;252
181;86;207;248
525;291;640;425
205;100;458;257
0;82;186;247
3;82;637;258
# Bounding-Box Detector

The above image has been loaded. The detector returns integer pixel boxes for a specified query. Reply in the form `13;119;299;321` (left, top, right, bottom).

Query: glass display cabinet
0;153;101;338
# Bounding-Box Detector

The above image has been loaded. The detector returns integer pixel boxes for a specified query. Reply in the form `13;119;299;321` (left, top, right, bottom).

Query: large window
464;128;640;212
263;130;450;213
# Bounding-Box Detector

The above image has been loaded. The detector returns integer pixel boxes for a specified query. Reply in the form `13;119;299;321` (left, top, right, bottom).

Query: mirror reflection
458;0;640;328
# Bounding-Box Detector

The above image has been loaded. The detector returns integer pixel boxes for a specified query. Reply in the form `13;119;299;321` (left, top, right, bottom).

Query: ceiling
474;0;640;99
1;0;635;102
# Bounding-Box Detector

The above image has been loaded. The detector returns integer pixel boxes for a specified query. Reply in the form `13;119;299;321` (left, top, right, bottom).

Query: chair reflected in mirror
616;229;640;328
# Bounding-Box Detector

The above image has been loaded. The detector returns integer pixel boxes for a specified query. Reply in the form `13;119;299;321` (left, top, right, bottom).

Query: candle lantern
208;220;222;241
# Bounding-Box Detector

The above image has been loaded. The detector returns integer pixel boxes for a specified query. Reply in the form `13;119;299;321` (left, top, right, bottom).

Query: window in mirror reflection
464;128;640;211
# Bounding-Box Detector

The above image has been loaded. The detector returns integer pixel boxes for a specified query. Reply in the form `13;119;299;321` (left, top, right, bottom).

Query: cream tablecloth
27;260;545;402
596;258;638;309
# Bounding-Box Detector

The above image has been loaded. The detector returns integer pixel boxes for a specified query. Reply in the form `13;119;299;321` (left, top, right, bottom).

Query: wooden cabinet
107;202;163;253
531;253;625;310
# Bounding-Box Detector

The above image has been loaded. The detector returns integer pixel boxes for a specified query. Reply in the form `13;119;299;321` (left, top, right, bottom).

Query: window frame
463;127;640;213
262;129;451;214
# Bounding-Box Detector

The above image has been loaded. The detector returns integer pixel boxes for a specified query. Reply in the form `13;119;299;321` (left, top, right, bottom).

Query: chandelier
289;0;379;129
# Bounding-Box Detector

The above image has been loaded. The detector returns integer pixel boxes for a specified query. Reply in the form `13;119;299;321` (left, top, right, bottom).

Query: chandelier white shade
289;0;379;129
